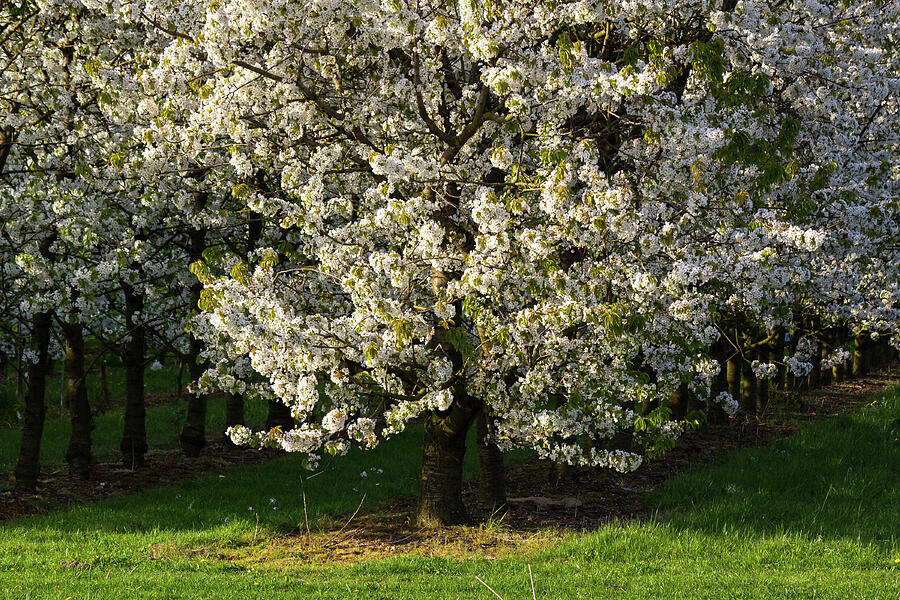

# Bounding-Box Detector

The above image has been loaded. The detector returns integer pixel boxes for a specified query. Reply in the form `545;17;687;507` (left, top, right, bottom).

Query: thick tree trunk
417;410;474;527
476;408;506;513
14;311;53;493
121;283;148;468
62;322;92;479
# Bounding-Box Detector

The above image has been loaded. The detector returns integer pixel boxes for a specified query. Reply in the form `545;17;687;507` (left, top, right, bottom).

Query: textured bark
224;393;245;448
852;332;867;377
476;409;506;512
265;398;293;432
707;337;729;426
14;311;52;492
668;382;689;420
417;410;474;527
739;352;756;416
63;322;92;480
772;327;786;391
121;283;148;468
179;336;208;457
180;191;209;457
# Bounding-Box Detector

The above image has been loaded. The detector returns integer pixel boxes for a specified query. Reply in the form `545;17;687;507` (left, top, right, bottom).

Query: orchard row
1;0;897;524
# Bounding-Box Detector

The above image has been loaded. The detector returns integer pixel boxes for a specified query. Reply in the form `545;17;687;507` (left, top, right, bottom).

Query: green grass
0;387;898;598
0;363;272;474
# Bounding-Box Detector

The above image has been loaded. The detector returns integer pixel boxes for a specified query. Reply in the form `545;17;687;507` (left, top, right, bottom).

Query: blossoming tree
66;0;900;524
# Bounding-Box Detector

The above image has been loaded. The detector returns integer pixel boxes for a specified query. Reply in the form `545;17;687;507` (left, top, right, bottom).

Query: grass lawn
0;385;897;599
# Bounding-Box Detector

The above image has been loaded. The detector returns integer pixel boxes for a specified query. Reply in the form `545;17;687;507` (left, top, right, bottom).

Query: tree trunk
179;336;208;457
476;408;506;513
819;334;832;386
773;327;786;391
852;331;867;377
669;382;689;420
755;345;769;415
265;399;293;432
417;409;475;527
99;358;111;411
707;337;729;426
63;322;92;480
739;353;756;416
833;327;846;382
14;311;53;493
180;191;209;457
121;282;148;468
224;393;245;448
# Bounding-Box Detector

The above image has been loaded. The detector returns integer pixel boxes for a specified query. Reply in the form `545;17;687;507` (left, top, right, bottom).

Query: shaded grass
0;387;898;598
0;372;271;474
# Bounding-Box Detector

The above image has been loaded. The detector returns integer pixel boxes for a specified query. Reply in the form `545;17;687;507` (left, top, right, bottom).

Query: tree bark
265;398;293;432
14;311;53;492
852;331;867;377
739;353;756;416
417;408;476;527
180;191;209;457
179;335;208;457
832;327;846;382
476;408;506;513
62;322;91;479
755;344;769;415
224;393;245;448
669;382;689;420
819;334;832;386
121;282;148;468
707;337;729;426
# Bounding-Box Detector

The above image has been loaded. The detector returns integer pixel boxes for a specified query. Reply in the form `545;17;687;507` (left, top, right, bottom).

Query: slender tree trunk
707;336;729;426
726;350;740;403
669;382;689;420
99;358;111;411
121;282;148;468
15;323;24;405
740;352;756;416
819;334;832;386
180;336;208;457
224;393;245;448
773;327;786;391
833;327;846;382
755;345;769;415
14;311;53;492
62;322;91;479
180;191;209;457
852;331;867;377
476;408;506;513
